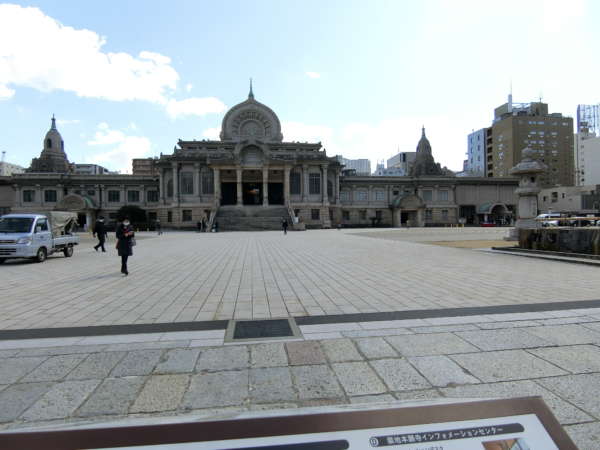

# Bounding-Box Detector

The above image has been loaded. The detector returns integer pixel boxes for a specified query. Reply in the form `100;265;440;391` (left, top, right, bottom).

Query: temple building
0;85;519;229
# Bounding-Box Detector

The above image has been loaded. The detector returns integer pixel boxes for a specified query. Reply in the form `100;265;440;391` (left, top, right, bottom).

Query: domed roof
219;82;283;142
416;126;432;154
43;116;64;153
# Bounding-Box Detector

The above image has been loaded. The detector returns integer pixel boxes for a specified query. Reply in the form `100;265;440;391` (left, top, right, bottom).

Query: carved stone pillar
302;164;309;203
284;166;291;206
194;163;201;199
171;162;179;205
321;165;329;205
213;168;220;206
262;167;269;206
121;184;126;205
159;168;165;204
236;168;243;206
335;171;340;205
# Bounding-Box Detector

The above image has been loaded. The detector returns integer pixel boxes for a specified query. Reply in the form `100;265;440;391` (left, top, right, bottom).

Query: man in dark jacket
93;216;107;252
116;218;135;275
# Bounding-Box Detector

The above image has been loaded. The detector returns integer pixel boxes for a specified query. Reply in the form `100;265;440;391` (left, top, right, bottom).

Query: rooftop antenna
248;77;254;99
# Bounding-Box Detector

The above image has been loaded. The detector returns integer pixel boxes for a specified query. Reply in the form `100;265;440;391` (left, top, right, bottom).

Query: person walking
155;219;162;235
281;217;288;235
116;218;135;275
93;216;107;252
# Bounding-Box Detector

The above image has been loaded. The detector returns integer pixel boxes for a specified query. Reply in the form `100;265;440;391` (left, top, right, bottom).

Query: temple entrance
221;183;237;205
243;183;262;205
268;183;284;205
400;211;417;225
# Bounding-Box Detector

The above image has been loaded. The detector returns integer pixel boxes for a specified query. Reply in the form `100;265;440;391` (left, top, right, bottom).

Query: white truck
0;212;80;263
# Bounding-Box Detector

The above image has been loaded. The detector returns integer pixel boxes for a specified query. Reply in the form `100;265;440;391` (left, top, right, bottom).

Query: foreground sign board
0;397;576;450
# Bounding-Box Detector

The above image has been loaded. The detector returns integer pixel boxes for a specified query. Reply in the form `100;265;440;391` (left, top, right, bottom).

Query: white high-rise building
336;156;371;175
575;104;600;186
465;128;486;176
386;151;415;175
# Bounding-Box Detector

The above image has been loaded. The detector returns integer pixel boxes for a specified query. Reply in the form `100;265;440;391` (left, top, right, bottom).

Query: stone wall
519;228;600;255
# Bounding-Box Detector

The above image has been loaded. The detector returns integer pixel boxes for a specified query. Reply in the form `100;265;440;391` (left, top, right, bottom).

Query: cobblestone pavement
1;310;600;448
1;228;599;329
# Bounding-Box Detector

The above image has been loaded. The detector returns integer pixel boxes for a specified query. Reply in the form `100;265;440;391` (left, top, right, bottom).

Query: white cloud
185;83;193;92
305;72;321;79
86;123;152;173
0;4;225;119
202;127;220;140
0;84;15;100
166;97;227;119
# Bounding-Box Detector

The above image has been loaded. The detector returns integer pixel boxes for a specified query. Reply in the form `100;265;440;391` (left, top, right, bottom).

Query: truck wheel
35;247;47;263
63;246;74;257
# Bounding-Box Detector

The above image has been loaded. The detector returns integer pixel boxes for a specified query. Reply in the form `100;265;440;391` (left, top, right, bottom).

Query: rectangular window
359;210;367;220
180;172;194;195
340;191;349;201
309;173;321;195
87;190;95;196
127;190;140;203
342;210;350;221
44;190;57;202
425;209;432;221
422;190;433;201
147;191;159;202
182;210;192;222
357;191;368;201
167;211;173;222
108;190;120;202
35;218;48;231
311;209;320;220
441;209;449;220
201;170;214;194
290;171;301;195
438;190;449;201
23;190;35;202
375;210;382;219
375;191;385;201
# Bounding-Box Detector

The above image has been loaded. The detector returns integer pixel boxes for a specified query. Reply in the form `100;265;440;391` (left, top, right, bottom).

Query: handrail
207;206;219;231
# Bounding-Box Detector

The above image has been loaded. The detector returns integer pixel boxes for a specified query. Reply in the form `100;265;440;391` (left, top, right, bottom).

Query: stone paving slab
2;230;600;328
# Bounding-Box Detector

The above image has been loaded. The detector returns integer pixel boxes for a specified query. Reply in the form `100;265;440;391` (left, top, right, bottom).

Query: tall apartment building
489;99;574;187
387;151;416;175
132;157;159;176
575;104;600;186
465;129;487;176
335;156;371;176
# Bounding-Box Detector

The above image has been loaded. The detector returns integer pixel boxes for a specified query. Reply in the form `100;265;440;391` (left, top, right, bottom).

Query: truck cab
0;213;79;263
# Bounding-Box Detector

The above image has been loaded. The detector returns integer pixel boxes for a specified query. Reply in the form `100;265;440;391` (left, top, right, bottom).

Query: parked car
0;212;79;263
536;213;561;227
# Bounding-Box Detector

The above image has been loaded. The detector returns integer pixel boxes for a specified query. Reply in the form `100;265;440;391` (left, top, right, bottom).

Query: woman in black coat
116;218;135;275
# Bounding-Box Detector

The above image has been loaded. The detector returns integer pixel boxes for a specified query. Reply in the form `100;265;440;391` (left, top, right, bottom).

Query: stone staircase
215;206;290;231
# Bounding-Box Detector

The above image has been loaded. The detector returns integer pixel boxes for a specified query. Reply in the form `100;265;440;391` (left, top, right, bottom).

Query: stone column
121;184;126;205
262;167;269;206
236;168;243;206
213;168;221;206
321;165;329;205
284;166;291;206
37;184;43;207
159;168;165;204
194;163;201;199
302;164;309;203
14;185;21;207
171;162;179;205
335;171;341;205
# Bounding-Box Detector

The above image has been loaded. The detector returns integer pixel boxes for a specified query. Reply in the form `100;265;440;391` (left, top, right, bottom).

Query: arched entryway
392;194;425;227
55;194;98;230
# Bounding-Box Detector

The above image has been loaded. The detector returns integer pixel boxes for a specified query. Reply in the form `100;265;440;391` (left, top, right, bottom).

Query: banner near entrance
0;397;576;450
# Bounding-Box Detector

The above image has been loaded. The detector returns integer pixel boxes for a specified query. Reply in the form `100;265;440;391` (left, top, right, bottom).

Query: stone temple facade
0;87;519;229
155;85;342;229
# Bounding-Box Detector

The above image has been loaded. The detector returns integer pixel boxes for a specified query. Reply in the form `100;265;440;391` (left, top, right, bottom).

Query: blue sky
1;0;599;173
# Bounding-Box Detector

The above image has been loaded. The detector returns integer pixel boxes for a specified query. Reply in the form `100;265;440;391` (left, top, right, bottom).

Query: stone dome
219;82;283;142
43;116;65;154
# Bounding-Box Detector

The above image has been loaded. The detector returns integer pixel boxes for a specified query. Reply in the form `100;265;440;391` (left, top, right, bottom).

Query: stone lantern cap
509;147;547;176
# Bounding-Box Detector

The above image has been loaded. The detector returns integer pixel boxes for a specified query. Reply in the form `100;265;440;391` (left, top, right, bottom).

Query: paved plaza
1;228;600;329
1;228;600;448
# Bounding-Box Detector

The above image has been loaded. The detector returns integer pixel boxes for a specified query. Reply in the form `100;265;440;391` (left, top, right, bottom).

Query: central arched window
46;138;52;148
167;179;173;197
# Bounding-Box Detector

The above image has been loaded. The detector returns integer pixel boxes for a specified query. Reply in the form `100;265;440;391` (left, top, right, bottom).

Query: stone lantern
508;147;547;233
